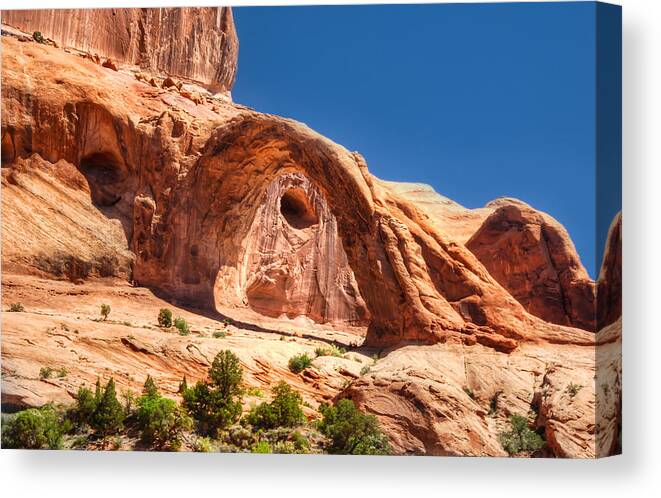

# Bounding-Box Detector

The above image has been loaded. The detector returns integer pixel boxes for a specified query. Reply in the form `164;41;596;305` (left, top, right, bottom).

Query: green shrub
566;383;583;398
32;31;45;44
57;367;68;378
39;366;53;380
246;381;305;430
183;350;243;436
498;414;545;455
136;377;192;450
489;392;501;415
360;365;371;376
174;317;190;336
9;302;24;312
246;387;263;397
314;345;346;358
288;353;312;374
91;378;125;435
158;308;173;328
194;437;214;452
463;386;475;399
318;399;391;455
251;440;272;454
1;404;65;449
73;386;97;427
100;304;111;321
213;330;226;339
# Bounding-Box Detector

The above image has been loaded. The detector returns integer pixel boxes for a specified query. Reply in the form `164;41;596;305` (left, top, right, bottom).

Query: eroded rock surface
2;7;238;92
466;201;596;331
239;173;369;325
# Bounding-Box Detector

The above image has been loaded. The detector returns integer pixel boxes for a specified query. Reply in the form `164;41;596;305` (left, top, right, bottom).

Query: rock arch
132;114;552;349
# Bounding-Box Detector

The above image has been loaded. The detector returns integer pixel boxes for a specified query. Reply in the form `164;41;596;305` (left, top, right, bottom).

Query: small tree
1;405;65;449
136;377;192;450
100;304;111;321
142;375;158;398
91;378;125;435
182;350;243;436
318;399;391;455
174;317;190;335
288;353;312;374
158;308;173;328
498;414;545;456
74;386;98;427
209;350;243;399
246;381;305;430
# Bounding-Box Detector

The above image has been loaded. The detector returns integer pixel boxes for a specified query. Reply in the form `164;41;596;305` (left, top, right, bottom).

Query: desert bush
566;383;583;398
9;303;24;312
213;330;226;338
463;386;475;399
183;350;243;436
251;440;272;453
57;367;68;378
1;404;65;449
32;31;45;43
158;308;173;328
489;392;501;415
360;365;371;376
498;414;545;455
100;304;111;321
314;345;346;358
246;387;264;397
194;437;214;452
174;317;190;336
288;353;312;374
39;366;53;380
136;377;192;450
246;382;305;430
318;399;391;455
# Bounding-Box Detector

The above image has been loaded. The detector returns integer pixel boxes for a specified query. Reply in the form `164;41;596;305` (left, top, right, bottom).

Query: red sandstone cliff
2;7;238;92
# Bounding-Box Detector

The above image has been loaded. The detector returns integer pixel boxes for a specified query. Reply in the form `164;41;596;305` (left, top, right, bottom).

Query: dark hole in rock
80;152;124;207
280;188;319;229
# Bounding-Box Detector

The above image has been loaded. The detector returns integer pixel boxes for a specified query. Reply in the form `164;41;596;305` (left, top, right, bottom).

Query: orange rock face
0;12;620;458
466;201;596;331
2;7;238;92
597;212;622;330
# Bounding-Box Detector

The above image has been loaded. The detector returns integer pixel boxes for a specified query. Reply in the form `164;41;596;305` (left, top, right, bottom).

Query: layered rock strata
2;7;238;92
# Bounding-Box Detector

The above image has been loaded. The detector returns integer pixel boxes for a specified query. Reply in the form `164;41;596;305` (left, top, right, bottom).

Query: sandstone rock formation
597;212;622;330
0;12;620;458
383;183;596;332
2;7;238;92
466;200;596;331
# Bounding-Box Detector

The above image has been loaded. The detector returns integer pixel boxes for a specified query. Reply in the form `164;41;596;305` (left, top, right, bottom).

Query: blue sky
232;3;598;277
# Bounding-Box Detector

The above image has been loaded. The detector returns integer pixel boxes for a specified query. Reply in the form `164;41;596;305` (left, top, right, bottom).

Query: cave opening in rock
79;152;124;207
280;187;319;229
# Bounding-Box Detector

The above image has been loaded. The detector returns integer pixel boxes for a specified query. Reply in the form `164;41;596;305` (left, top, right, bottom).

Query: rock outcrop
466;201;596;331
1;7;238;92
597;212;622;330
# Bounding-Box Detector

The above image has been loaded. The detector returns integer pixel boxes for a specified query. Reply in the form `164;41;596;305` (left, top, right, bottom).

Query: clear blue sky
232;3;598;277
